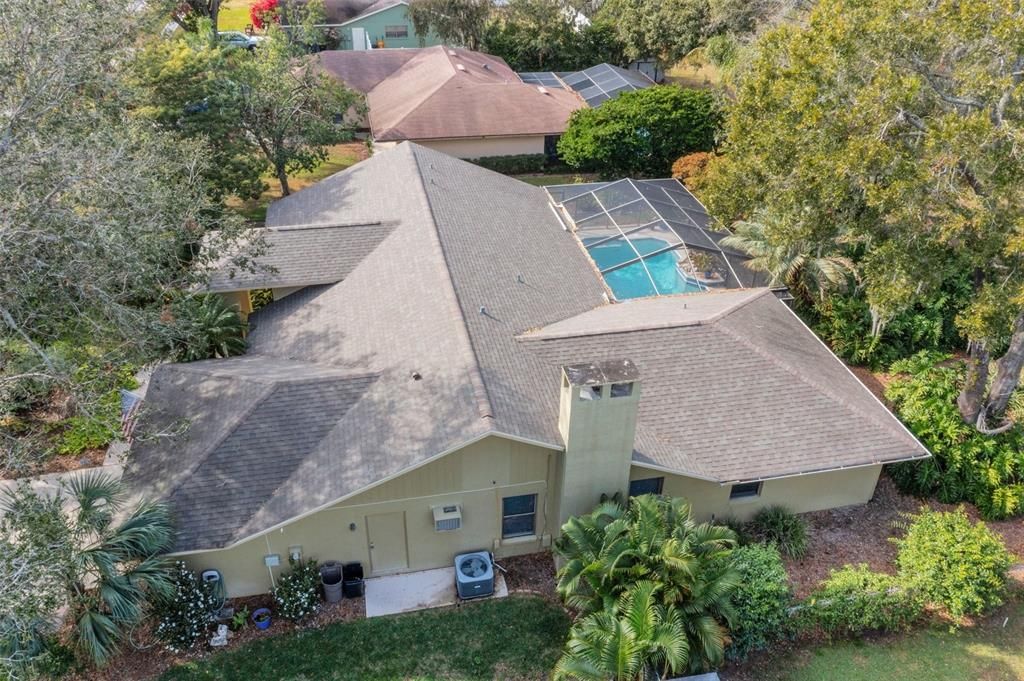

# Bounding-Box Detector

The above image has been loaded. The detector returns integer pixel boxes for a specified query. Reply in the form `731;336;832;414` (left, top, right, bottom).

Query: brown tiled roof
319;46;584;141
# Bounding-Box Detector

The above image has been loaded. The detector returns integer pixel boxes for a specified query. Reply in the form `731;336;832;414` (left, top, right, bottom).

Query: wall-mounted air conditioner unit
433;504;462;532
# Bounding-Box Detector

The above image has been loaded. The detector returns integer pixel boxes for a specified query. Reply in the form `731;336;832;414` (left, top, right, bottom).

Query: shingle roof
124;143;928;553
206;223;396;292
339;0;405;24
319;46;584;142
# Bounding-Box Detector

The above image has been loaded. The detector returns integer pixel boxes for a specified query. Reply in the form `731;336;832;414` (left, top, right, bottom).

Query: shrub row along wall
467;154;574;176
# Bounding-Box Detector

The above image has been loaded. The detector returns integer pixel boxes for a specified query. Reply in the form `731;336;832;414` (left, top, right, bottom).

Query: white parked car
217;31;265;50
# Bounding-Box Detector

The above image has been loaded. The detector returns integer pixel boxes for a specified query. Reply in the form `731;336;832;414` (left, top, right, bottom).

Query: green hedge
797;565;924;637
726;544;792;660
468;154;548;175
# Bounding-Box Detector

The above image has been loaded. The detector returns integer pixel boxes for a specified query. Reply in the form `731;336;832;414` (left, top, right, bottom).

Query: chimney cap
562;359;639;387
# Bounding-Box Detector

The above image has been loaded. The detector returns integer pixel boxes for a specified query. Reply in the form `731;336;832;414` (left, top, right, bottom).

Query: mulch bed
499;551;559;603
784;474;1024;599
75;593;366;681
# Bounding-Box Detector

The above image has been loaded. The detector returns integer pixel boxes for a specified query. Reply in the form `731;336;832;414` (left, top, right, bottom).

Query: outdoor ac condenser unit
433;504;462;532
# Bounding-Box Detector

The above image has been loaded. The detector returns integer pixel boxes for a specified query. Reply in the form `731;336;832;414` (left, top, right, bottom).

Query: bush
886;352;1024;519
726;544;791;660
273;558;320;622
167;294;247;362
749;506;808;559
154;562;220;653
893;507;1012;620
557;85;720;177
797;565;923;637
813;281;968;369
468;154;547;175
670;151;712;188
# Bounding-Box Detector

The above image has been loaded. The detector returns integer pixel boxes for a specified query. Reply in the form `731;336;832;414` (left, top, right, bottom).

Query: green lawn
737;600;1024;681
160;596;570;681
218;0;254;31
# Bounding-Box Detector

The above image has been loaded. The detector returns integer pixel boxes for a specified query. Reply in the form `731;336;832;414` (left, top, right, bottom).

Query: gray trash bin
320;561;343;603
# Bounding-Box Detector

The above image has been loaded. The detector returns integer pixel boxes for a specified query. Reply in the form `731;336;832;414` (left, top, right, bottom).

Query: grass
738;599;1024;681
666;48;723;89
218;0;255;31
226;142;368;223
159;596;570;681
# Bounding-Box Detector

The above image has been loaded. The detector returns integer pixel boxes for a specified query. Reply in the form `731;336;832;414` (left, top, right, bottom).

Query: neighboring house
333;0;437;50
122;144;929;597
317;46;651;159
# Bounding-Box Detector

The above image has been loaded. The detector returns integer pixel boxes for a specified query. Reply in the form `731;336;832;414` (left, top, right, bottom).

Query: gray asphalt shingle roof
206;223;396;292
124;143;928;553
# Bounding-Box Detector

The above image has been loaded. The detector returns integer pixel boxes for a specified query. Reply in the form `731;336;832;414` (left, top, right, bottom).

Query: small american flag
120;390;143;442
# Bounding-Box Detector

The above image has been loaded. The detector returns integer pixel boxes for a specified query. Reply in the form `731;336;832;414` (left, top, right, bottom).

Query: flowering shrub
273;558;320;622
250;0;279;29
154;562;219;653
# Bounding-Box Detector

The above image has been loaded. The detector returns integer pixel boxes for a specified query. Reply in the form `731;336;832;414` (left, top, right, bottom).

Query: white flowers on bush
273;558;321;622
154;561;219;653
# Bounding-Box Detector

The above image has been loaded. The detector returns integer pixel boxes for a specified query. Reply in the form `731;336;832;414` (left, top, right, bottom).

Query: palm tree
554;581;689;681
720;217;856;304
171;293;248;361
2;471;176;666
555;495;739;674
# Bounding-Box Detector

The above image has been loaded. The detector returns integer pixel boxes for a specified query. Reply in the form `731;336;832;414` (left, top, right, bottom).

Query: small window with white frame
729;481;762;500
384;24;409;38
610;382;633;398
501;494;537;538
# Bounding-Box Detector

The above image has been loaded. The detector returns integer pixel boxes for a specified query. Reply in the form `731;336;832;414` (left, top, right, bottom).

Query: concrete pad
364;566;508;618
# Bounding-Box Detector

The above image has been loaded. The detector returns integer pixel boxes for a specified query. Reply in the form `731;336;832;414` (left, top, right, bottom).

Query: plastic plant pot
252;607;272;630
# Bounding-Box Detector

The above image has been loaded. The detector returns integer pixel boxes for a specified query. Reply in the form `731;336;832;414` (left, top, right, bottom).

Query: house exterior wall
629;464;883;522
178;435;561;597
416;136;547;159
338;5;440;50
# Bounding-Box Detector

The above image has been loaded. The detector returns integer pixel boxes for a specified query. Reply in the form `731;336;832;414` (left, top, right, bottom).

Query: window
628;477;663;497
502;494;537;538
384;24;408;38
579;385;602;401
729;482;761;500
610;382;633;398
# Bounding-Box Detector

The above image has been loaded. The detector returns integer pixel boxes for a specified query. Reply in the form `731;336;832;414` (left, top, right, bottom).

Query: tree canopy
557;85;720;177
409;0;493;50
698;0;1024;433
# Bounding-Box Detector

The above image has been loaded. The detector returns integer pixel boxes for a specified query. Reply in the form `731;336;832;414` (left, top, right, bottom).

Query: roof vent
411;371;422;381
447;49;456;56
482;63;490;70
456;64;467;72
537;86;549;95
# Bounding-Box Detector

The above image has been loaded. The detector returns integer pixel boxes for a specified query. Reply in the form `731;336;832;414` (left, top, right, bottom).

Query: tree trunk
987;309;1024;418
958;339;990;425
276;165;291;196
210;0;221;35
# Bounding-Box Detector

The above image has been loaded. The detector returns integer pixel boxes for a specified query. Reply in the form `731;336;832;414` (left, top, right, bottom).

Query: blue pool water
585;237;704;300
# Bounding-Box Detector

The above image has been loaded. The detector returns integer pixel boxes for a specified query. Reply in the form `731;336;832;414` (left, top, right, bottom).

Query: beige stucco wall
629;464;883;522
178;435;561;597
372;136;547;159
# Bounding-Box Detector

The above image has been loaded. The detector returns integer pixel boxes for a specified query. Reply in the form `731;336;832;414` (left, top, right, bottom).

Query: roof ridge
517;289;771;341
407;144;495;423
269;220;388;232
368;50;458;139
711;300;914;440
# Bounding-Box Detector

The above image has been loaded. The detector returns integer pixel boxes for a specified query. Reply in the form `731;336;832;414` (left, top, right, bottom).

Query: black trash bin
342;561;364;598
320;561;343;603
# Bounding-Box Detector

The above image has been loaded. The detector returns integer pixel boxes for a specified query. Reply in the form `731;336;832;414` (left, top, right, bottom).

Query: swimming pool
584;237;705;300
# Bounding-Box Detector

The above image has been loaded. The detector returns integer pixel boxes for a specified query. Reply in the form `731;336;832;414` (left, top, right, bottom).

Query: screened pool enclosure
546;179;758;301
519;64;654;107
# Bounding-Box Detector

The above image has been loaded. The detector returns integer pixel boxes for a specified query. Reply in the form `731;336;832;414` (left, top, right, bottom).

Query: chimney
556;359;640;525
